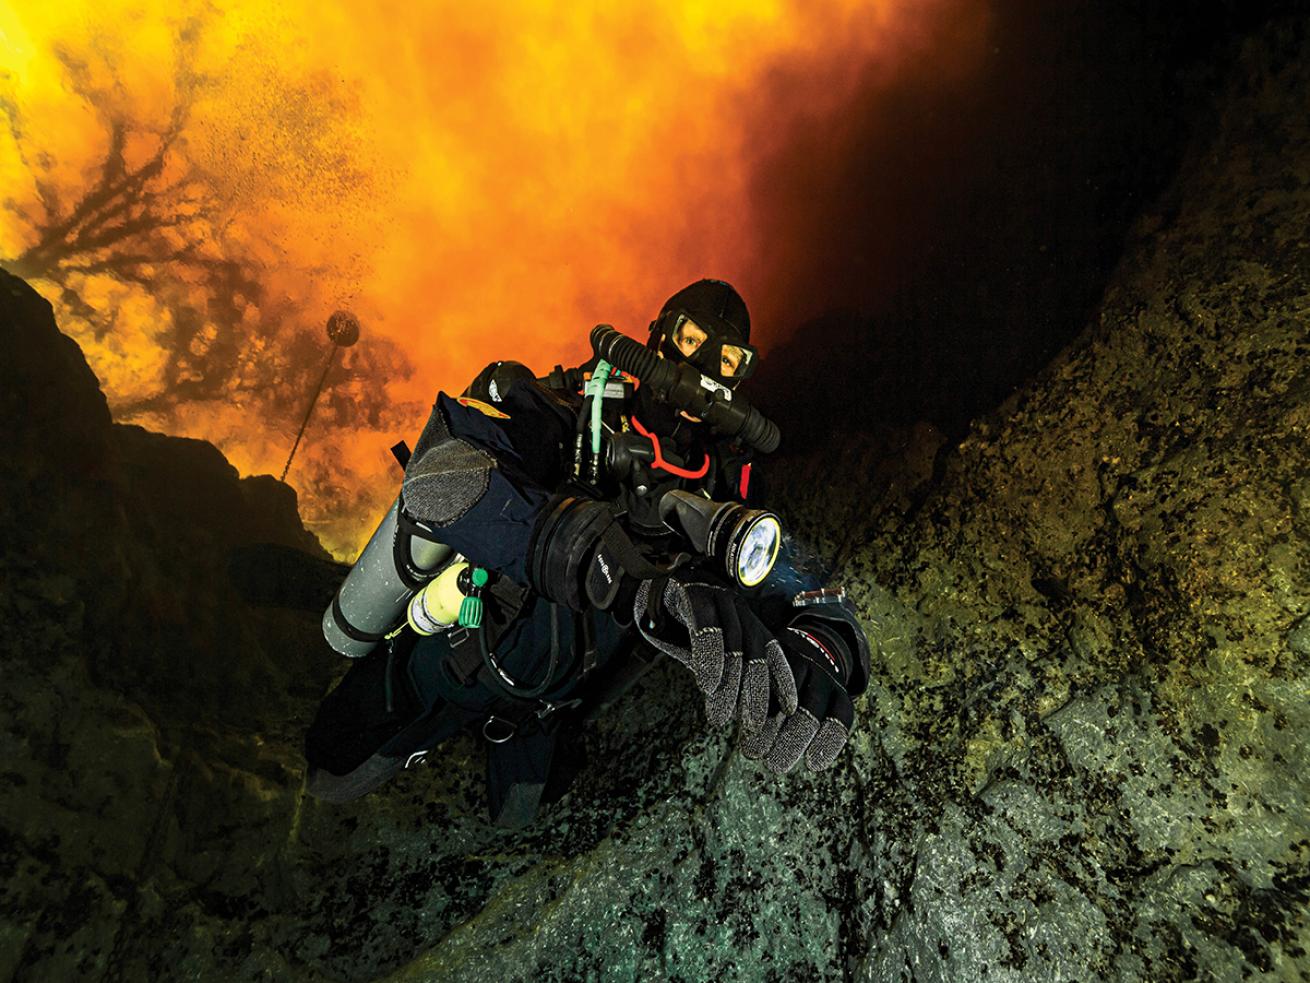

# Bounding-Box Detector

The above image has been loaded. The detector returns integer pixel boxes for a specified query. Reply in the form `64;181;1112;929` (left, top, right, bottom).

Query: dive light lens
731;513;781;588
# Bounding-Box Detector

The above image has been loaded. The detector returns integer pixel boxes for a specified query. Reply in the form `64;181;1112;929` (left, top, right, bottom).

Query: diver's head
648;278;757;389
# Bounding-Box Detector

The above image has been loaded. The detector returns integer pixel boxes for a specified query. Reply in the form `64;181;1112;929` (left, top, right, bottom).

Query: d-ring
482;715;517;744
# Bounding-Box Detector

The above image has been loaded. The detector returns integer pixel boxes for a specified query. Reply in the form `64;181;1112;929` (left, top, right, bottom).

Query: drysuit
305;360;868;827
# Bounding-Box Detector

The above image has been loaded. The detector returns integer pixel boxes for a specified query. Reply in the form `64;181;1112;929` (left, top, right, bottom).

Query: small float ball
327;310;361;347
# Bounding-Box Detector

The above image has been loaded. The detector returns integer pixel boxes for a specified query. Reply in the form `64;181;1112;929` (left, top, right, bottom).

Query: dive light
659;490;782;589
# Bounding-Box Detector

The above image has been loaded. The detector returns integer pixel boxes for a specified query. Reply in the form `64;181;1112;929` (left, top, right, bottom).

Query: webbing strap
330;594;390;644
598;522;684;581
578;608;598;677
446;577;531;685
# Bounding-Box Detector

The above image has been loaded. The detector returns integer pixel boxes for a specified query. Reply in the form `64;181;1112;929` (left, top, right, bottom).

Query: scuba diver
305;279;870;827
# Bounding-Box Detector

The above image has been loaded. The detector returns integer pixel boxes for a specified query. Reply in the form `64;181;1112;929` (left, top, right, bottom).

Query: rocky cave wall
2;13;1309;983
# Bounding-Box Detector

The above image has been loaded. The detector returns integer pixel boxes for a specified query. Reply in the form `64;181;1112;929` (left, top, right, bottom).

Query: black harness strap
445;576;532;685
598;522;688;582
330;594;390;644
576;608;598;677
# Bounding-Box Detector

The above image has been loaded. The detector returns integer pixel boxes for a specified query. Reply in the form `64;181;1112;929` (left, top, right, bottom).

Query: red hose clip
629;415;710;480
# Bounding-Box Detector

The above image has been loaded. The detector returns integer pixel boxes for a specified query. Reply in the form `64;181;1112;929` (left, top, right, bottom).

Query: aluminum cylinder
322;495;452;657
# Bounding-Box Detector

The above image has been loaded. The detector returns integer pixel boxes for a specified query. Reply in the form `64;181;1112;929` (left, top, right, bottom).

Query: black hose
698;397;781;455
590;323;671;389
478;609;560;700
590;324;781;454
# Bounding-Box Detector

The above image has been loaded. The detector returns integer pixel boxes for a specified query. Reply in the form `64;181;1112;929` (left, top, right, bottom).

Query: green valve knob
459;595;483;629
459;567;489;628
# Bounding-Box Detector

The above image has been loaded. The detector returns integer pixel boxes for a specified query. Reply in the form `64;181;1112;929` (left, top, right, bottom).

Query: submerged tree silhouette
6;118;206;288
0;29;286;414
4;28;216;299
0;24;411;440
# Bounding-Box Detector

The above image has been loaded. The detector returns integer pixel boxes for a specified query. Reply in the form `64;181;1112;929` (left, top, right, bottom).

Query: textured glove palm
634;579;798;733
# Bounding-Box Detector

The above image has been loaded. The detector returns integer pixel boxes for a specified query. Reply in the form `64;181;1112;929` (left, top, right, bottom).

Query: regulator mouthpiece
659;490;782;589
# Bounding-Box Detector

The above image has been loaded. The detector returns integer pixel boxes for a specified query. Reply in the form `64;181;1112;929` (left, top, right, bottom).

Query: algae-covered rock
0;267;338;980
766;17;1310;980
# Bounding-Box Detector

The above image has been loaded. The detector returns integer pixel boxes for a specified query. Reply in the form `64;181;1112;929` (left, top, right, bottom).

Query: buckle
536;697;583;722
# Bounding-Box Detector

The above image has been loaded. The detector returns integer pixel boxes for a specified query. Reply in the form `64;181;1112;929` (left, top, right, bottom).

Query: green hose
585;359;613;456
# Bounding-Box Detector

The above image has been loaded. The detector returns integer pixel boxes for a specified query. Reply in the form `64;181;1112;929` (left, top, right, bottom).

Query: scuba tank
406;561;489;635
322;495;453;657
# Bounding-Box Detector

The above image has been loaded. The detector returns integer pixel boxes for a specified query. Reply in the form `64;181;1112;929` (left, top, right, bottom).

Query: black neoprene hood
657;278;751;344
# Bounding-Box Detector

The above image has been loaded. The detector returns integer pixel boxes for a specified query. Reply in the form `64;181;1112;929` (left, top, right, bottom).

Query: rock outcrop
0;268;340;980
771;17;1310;979
2;13;1308;983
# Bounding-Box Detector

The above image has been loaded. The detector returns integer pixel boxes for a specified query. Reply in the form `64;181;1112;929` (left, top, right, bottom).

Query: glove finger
739;711;783;761
706;589;744;701
804;717;850;771
739;657;769;732
688;624;727;694
765;708;820;774
683;586;729;692
704;648;741;729
802;690;854;771
826;683;855;732
764;636;799;716
705;593;751;728
634;581;694;668
728;601;782;728
793;657;830;717
662;579;696;627
712;590;745;661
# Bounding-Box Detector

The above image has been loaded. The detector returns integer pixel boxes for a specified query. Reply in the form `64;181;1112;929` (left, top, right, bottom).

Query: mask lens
668;314;706;354
721;343;754;379
665;314;757;383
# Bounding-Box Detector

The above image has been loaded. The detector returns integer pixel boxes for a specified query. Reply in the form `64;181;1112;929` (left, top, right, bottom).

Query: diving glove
634;578;798;734
739;611;869;773
637;579;870;773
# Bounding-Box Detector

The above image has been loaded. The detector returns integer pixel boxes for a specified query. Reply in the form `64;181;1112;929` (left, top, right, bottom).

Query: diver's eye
672;317;708;356
721;353;739;376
